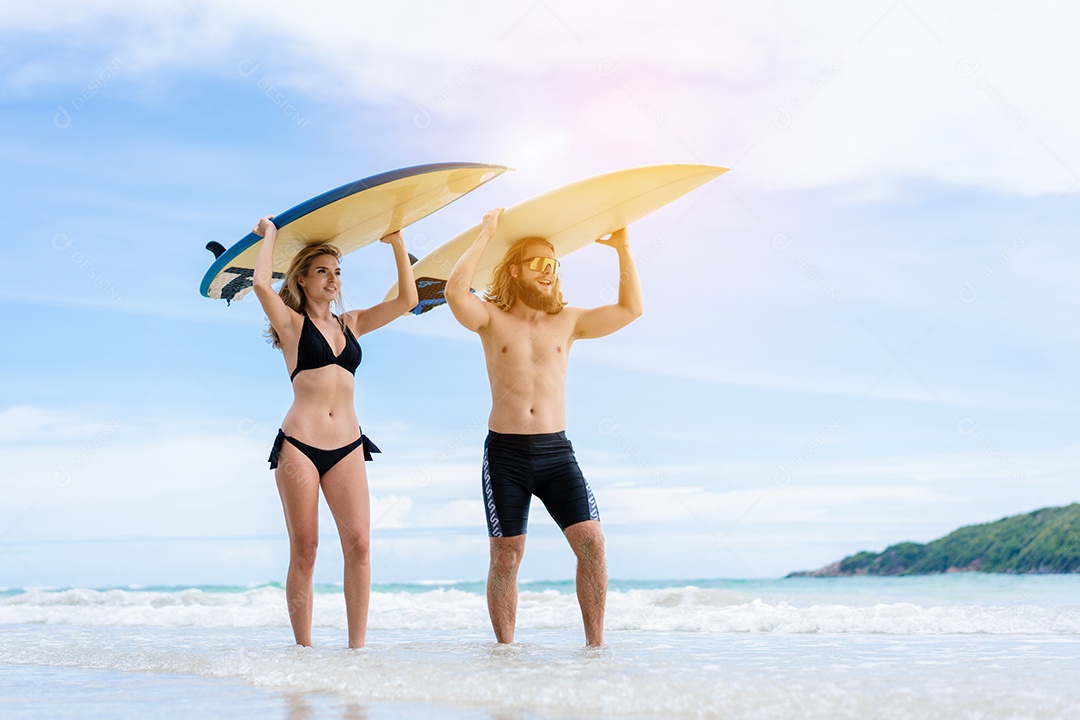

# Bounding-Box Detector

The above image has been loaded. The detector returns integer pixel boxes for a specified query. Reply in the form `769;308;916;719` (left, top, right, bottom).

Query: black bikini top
290;314;362;381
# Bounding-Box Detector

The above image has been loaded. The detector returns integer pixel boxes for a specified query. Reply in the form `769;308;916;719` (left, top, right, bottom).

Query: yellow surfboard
201;162;508;303
387;164;727;314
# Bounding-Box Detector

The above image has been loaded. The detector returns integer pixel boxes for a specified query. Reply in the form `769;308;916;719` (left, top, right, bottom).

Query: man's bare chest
485;316;573;366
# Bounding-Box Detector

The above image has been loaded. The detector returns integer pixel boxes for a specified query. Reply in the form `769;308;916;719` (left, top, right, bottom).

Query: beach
7;1;1080;717
3;575;1079;719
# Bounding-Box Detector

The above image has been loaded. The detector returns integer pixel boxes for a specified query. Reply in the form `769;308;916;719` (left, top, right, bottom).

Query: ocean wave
2;585;1079;635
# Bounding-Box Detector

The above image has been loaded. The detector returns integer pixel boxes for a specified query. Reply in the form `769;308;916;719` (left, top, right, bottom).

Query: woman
251;216;418;648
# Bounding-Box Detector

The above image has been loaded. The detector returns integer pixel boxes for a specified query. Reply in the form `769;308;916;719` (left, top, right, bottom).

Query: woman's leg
321;449;371;649
274;441;323;646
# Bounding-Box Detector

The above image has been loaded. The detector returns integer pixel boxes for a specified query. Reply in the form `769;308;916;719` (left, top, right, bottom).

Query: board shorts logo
482;449;503;537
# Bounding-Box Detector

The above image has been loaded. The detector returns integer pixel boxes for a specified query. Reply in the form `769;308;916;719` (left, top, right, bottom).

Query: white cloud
0;405;110;444
417;499;484;528
370;494;412;530
602;482;952;528
5;1;1080;195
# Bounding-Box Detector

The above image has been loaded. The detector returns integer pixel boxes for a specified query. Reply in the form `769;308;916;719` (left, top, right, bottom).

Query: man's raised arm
445;208;502;333
573;228;643;340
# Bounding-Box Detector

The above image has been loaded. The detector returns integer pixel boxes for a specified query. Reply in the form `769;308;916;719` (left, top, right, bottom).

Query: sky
1;0;1078;588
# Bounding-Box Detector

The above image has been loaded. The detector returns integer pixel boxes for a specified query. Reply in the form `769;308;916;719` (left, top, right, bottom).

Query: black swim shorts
481;430;600;538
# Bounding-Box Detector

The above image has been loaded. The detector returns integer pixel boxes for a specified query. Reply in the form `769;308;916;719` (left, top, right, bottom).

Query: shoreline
4;628;1080;720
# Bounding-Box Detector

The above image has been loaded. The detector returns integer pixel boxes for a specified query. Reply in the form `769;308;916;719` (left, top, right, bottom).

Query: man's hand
597;227;628;250
480;207;503;239
573;226;641;339
446;208;501;333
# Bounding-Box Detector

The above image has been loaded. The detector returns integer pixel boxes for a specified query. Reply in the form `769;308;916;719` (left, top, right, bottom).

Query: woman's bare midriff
281;367;361;446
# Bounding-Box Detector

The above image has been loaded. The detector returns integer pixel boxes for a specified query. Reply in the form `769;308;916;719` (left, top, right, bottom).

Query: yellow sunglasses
522;256;559;274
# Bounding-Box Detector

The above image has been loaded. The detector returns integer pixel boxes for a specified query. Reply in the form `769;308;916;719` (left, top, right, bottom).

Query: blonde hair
484;237;566;313
266;244;344;348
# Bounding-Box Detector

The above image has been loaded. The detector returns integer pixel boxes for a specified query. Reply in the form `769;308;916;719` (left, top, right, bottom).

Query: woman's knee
290;537;319;574
342;532;371;564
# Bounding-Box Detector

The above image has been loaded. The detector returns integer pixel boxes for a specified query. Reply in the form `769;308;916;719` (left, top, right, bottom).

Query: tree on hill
789;503;1080;577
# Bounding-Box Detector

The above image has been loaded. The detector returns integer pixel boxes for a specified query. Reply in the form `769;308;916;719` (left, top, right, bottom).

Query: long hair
484;237;566;313
266;243;344;348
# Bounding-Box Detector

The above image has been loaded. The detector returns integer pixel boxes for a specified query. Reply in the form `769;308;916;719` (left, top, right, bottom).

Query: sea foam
3;584;1079;635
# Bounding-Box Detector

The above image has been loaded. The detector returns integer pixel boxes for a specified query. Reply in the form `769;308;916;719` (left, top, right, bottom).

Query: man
444;207;643;646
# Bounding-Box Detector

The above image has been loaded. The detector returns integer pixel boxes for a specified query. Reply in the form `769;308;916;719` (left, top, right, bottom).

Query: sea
2;574;1079;719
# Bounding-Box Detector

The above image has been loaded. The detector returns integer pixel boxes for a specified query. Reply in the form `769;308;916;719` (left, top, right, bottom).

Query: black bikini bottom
268;428;380;477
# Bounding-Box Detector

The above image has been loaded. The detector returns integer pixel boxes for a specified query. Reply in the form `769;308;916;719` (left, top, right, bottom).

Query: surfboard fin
410;277;478;315
206;241;226;259
411;277;449;314
408;253;419;265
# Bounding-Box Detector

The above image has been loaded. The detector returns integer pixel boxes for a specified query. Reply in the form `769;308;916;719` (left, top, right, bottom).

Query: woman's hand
380;230;404;246
253;216;276;238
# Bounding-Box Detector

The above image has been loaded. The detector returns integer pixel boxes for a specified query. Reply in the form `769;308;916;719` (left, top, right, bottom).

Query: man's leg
487;535;526;643
564;520;606;646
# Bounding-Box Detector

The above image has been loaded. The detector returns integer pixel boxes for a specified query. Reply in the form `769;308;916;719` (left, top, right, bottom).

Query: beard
512;276;564;314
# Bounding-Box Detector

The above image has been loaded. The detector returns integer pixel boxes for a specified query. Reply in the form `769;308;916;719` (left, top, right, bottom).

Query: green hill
788;503;1080;577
